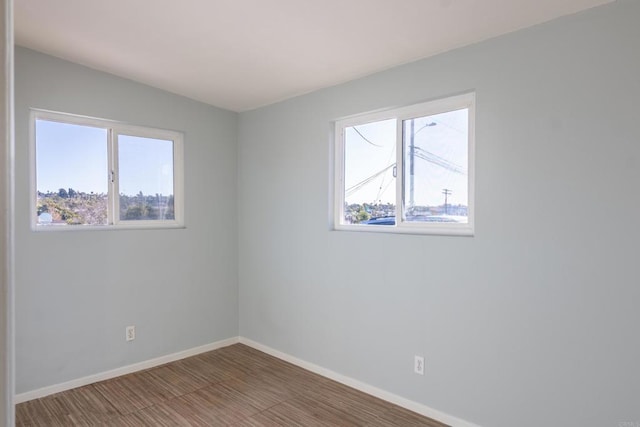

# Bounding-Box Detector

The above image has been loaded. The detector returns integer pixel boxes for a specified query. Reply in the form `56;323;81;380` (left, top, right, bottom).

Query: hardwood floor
16;344;448;426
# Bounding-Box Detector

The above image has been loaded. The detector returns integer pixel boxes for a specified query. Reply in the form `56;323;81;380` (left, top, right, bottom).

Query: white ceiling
15;0;613;112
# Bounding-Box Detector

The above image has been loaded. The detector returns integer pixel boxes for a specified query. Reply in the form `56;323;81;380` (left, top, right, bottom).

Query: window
31;110;184;229
334;93;475;236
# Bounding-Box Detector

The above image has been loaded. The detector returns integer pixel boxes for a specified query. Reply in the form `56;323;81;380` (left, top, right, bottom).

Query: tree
145;204;158;219
355;207;370;223
166;195;175;220
124;205;144;220
58;188;68;198
68;188;77;198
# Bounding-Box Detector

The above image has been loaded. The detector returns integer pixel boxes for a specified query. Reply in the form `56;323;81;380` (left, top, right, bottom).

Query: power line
414;147;466;175
352;126;383;147
375;144;396;202
346;145;464;200
345;163;395;196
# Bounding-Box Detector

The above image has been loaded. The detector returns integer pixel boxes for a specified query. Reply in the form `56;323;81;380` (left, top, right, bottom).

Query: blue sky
36;120;174;196
118;134;173;197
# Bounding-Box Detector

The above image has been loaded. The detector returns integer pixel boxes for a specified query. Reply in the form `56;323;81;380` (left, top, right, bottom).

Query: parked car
362;216;395;225
362;215;463;225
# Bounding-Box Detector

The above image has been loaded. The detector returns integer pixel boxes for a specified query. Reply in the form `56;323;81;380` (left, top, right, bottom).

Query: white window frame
30;109;185;230
333;92;475;236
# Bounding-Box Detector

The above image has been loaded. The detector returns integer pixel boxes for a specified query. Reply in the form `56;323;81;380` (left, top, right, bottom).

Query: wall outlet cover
126;326;135;342
414;355;424;375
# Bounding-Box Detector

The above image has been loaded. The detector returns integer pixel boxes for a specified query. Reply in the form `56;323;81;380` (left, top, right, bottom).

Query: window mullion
107;129;117;225
395;118;403;227
335;124;346;228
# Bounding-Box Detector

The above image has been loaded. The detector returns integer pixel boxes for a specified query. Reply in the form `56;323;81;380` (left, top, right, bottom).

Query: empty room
1;0;639;426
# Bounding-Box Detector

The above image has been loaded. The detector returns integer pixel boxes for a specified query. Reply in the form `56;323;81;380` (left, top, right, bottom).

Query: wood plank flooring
16;344;448;426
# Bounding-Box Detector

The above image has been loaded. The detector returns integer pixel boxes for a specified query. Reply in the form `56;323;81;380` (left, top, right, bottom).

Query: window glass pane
403;108;469;223
118;135;175;221
343;119;396;225
35;119;108;226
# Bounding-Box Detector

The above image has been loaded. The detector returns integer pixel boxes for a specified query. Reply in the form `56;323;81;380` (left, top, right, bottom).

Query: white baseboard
14;336;239;404
239;337;481;427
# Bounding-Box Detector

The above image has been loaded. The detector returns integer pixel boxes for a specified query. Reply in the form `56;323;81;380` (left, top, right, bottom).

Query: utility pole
442;188;452;214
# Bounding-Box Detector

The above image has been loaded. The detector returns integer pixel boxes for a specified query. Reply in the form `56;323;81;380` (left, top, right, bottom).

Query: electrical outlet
414;355;424;375
126;326;135;342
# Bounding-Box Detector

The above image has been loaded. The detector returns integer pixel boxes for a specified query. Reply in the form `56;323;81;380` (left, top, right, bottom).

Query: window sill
333;223;474;237
33;223;186;232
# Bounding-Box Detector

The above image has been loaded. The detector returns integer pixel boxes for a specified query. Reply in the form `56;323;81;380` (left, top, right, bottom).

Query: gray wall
237;1;640;426
1;0;14;424
14;47;239;394
0;0;6;420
